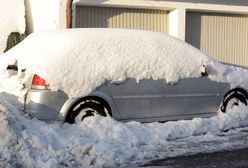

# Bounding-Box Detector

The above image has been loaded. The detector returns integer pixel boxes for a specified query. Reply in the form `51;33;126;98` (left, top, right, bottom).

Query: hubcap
226;98;239;112
75;108;98;123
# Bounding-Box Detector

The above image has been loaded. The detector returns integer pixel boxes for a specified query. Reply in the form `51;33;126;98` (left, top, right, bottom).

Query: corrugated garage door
75;6;168;33
186;12;248;67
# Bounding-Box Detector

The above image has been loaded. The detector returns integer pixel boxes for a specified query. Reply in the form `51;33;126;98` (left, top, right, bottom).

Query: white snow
0;74;248;167
2;28;248;98
0;0;26;53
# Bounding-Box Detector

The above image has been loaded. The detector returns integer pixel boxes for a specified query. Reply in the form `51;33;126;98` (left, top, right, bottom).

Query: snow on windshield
0;0;25;53
3;29;248;98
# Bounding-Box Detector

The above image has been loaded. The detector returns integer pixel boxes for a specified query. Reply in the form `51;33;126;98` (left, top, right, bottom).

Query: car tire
221;93;247;112
65;100;108;123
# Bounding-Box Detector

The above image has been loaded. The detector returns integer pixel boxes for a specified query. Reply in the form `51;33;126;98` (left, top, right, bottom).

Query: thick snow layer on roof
0;74;248;167
2;28;248;98
0;0;25;53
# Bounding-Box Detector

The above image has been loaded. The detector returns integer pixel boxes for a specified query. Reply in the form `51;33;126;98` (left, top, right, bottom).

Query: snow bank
0;0;25;53
0;75;248;167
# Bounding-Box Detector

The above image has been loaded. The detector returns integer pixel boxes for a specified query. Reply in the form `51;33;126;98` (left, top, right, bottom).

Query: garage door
75;6;168;34
186;12;248;67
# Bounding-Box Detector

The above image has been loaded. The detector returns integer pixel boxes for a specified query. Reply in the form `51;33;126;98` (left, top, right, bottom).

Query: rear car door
163;77;229;118
107;78;165;120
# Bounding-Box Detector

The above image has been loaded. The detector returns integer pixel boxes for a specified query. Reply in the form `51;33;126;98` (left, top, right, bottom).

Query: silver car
19;70;247;123
6;29;247;123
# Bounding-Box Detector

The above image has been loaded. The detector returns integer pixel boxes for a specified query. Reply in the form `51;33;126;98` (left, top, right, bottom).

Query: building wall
24;0;248;35
72;0;248;40
75;6;169;33
158;0;248;6
24;0;67;34
168;8;185;40
186;12;248;67
0;0;26;53
73;0;248;13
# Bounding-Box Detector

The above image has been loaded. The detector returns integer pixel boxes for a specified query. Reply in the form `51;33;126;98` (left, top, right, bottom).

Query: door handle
111;81;125;85
167;81;178;86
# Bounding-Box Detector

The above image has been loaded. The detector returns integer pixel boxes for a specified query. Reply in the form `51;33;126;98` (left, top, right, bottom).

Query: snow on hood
0;0;25;53
2;28;248;98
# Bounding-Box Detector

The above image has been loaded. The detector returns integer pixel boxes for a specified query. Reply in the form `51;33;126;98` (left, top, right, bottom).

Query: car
4;28;248;123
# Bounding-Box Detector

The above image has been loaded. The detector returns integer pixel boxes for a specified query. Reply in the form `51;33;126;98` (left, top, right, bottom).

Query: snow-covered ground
1;74;248;168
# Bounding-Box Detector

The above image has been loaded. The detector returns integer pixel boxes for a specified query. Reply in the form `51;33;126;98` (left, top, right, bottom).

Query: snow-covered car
3;28;248;123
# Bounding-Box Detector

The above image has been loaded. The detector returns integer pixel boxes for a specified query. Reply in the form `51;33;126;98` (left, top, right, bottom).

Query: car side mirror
6;64;18;76
201;65;208;77
111;80;125;85
111;78;127;85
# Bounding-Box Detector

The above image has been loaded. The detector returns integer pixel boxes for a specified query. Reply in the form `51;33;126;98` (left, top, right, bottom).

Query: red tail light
32;74;49;89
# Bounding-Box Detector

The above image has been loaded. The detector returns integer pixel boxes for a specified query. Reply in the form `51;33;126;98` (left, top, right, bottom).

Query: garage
75;6;169;34
186;12;248;67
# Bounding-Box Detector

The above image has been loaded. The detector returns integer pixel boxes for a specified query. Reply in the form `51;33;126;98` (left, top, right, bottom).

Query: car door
107;78;165;120
163;77;229;117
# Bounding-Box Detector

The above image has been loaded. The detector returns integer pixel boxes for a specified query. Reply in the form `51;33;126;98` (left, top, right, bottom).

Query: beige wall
73;0;248;13
24;0;248;35
75;6;168;33
158;0;248;6
186;12;248;67
73;0;248;39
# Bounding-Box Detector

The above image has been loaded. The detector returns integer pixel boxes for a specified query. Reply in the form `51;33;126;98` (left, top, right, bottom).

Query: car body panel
107;79;165;119
24;89;68;120
120;112;216;123
164;77;230;117
25;84;122;121
24;77;231;123
88;84;122;120
59;83;121;121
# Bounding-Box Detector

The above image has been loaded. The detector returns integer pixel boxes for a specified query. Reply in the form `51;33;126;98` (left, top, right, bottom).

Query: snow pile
0;0;25;53
0;75;248;167
1;28;214;98
3;28;248;98
207;61;248;91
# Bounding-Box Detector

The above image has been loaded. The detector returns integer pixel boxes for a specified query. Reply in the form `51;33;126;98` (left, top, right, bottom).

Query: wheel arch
220;87;248;112
59;92;120;122
223;87;248;101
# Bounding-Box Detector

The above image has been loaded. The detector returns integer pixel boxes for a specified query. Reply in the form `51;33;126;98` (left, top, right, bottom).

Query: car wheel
221;93;247;112
65;100;108;123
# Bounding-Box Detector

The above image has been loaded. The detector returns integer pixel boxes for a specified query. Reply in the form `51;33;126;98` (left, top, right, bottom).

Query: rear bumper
24;89;68;120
